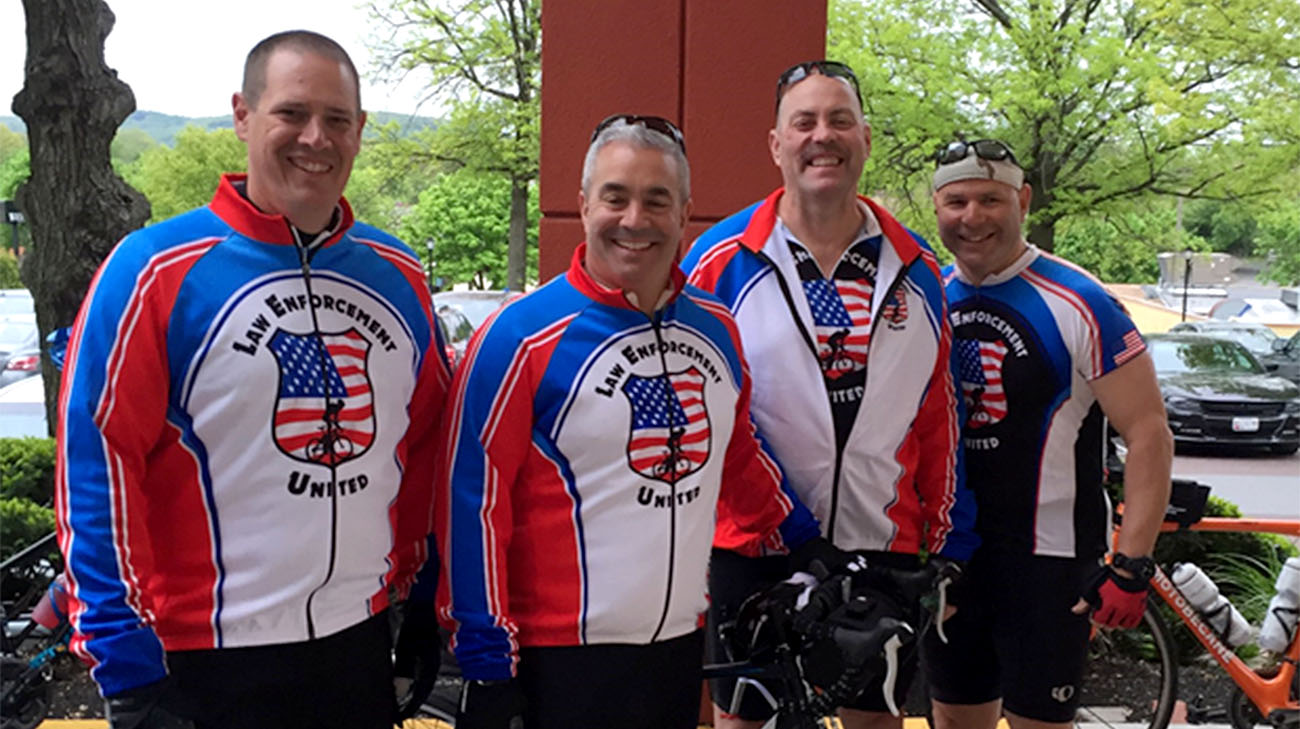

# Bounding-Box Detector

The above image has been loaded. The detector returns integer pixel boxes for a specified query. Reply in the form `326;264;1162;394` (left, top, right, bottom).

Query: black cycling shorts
518;629;704;729
159;611;393;729
921;546;1098;723
706;547;921;720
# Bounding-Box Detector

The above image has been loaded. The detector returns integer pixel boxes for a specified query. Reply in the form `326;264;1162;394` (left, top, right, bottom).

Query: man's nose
299;115;328;149
620;201;649;228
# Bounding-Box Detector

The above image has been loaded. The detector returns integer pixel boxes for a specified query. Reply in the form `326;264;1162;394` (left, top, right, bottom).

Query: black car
1148;333;1300;454
1259;330;1300;386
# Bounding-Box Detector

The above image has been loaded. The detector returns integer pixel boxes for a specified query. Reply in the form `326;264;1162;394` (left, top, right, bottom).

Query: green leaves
829;0;1300;271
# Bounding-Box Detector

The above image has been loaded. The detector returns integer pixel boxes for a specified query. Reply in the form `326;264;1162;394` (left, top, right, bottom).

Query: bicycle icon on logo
304;399;356;466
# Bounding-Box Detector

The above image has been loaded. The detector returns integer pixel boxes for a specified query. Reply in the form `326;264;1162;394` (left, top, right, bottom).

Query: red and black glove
1079;564;1148;628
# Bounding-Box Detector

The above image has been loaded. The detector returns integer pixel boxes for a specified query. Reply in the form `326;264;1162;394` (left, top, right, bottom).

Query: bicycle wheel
1076;601;1178;729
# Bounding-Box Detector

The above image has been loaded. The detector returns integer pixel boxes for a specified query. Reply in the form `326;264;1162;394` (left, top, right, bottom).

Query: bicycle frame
1120;516;1300;722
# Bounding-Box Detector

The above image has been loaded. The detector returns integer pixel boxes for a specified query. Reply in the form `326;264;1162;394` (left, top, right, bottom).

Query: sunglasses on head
935;139;1019;167
775;60;862;113
591;114;687;155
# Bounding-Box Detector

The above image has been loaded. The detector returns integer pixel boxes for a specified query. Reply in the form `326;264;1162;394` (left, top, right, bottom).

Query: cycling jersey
944;245;1146;558
682;189;978;560
56;174;450;697
436;244;819;681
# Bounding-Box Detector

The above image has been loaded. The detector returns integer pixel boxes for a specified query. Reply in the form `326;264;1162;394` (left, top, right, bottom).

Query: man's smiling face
580;140;690;305
769;73;871;202
233;48;365;231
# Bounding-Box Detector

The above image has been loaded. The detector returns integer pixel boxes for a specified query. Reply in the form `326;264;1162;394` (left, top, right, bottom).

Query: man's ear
1018;183;1034;222
232;93;251;142
768;128;781;169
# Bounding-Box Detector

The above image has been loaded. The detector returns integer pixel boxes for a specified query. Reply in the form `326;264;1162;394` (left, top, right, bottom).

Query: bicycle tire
1076;600;1178;729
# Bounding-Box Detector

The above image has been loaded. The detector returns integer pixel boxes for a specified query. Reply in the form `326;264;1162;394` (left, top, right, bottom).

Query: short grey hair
581;121;690;201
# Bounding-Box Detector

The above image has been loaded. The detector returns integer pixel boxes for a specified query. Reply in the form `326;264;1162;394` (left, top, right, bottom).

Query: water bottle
1258;557;1300;653
1171;562;1253;647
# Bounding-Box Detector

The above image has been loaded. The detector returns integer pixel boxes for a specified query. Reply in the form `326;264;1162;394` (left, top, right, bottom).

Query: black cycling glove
790;536;868;580
457;678;525;729
393;599;442;722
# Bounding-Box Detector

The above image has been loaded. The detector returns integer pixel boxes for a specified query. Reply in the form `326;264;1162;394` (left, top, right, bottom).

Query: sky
1;0;431;119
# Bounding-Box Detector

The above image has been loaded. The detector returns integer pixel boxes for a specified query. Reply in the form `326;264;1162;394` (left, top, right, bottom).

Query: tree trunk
506;176;528;291
1024;159;1057;252
13;0;150;433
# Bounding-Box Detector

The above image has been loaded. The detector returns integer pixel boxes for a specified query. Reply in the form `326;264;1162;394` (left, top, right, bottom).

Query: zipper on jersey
756;247;913;541
826;264;909;539
647;310;679;643
291;226;342;641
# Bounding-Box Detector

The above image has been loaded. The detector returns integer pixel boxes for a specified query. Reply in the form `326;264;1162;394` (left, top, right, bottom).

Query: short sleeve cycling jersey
944;246;1146;558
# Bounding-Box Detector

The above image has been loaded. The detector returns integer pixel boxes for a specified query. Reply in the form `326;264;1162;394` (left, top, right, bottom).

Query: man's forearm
1115;420;1173;558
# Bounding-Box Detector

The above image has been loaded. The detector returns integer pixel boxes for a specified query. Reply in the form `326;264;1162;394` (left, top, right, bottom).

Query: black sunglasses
935;139;1019;167
775;60;862;113
591;114;687;155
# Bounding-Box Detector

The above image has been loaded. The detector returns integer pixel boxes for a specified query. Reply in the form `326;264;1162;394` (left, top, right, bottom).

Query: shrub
0;497;55;562
0;437;56;505
0;251;20;288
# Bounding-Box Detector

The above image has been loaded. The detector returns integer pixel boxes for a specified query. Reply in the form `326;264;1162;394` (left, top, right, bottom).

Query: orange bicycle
1080;484;1300;729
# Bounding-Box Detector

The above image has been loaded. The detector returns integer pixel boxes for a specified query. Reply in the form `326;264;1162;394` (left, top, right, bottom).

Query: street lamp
1180;248;1193;322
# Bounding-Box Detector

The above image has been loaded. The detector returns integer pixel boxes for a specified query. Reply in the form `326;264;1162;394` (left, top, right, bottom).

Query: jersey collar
566;241;685;312
950;243;1039;287
741;187;922;266
208;173;355;247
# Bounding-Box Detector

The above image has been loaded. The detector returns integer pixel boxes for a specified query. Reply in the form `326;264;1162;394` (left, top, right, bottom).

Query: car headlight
1164;396;1197;413
1285;399;1300;415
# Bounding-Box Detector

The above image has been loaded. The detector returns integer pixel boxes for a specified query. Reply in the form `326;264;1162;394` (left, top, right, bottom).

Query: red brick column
538;2;826;281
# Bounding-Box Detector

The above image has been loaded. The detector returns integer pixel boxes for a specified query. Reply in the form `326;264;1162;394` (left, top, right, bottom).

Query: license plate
1232;416;1260;432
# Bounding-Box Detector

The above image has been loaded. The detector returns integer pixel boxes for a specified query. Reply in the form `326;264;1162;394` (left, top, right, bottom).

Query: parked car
0;342;40;388
0;314;37;374
1260;331;1300;386
0;289;34;317
433;290;515;365
1148;333;1300;454
1168;320;1280;359
0;373;47;438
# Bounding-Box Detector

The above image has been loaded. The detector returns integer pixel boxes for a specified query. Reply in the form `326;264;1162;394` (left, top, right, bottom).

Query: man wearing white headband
923;139;1173;729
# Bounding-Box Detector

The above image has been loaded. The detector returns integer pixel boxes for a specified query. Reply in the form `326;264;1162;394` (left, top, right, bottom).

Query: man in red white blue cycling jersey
922;139;1173;729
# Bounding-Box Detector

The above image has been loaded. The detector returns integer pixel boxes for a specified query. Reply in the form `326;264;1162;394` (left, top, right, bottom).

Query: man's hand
1074;564;1148;628
457;678;525;729
105;679;193;729
393;600;442;723
790;536;868;580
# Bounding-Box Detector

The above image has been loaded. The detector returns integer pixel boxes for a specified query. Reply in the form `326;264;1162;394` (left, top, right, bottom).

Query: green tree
368;0;540;290
400;167;538;289
829;0;1300;253
111;127;159;169
1254;203;1300;286
0;126;25;165
124;126;246;223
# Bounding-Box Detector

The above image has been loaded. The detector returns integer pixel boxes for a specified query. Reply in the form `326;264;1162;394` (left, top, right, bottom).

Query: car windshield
1149;338;1264;375
0;293;33;316
1204;326;1278;356
434;293;510;331
0;319;35;350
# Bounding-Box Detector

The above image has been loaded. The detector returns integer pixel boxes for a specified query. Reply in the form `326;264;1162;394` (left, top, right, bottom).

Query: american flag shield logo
804;278;872;379
882;287;909;325
621;366;711;484
268;328;375;466
956;338;1009;428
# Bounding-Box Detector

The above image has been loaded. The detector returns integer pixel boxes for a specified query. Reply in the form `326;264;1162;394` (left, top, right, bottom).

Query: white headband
932;154;1024;192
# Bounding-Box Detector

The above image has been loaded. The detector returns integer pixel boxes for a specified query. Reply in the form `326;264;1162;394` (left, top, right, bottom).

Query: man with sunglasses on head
683;61;979;729
437;114;853;729
922;140;1172;729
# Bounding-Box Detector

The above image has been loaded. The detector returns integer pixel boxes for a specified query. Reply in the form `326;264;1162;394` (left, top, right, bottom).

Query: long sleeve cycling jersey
56;174;450;697
682;189;978;561
436;244;820;681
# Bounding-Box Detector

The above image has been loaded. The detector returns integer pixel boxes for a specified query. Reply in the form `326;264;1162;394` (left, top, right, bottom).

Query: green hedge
0;436;56;505
0;496;54;562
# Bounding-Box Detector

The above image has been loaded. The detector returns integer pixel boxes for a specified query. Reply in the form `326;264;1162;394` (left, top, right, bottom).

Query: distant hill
1;110;437;146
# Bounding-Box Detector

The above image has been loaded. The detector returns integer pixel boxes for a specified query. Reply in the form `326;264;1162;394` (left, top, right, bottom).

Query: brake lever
880;632;904;717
